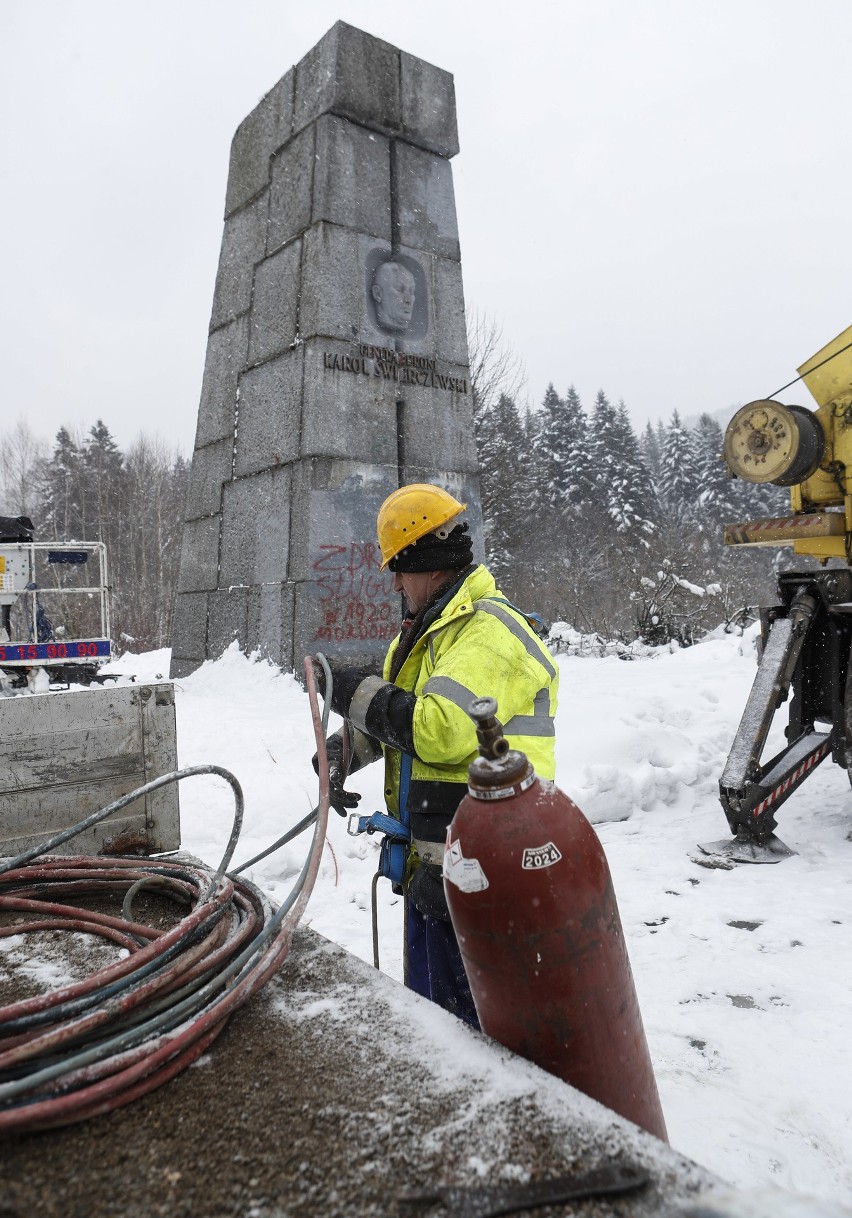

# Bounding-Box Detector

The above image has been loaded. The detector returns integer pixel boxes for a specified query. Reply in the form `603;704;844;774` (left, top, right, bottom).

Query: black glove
328;763;361;817
408;861;450;921
312;733;362;818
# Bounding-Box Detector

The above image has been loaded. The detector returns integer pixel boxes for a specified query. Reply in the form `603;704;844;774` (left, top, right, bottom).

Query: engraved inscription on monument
322;347;469;394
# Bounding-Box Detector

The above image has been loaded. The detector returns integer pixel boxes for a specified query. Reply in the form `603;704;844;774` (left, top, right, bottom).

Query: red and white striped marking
752;739;832;818
725;516;830;544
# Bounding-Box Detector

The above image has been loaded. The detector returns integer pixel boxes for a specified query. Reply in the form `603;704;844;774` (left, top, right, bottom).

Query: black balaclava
388;522;473;573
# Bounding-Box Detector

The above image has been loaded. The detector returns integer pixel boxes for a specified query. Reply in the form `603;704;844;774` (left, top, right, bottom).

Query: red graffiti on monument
311;542;398;643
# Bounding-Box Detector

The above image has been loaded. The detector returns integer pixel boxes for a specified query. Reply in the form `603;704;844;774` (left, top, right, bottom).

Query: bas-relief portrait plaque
363;246;429;346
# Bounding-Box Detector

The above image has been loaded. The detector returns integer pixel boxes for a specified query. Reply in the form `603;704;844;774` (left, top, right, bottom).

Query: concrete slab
300;222;362;344
245;581;293;666
293;21;402;140
168;590;207;670
207;586;250;657
184;439;232;522
312;114;392;241
401;50;459;157
225;70;295;217
395;141;461;261
398;369;479;472
433;256;469;365
266;125;315;254
234;349;303;479
247;240;301;367
194;315;249;448
299;339;399;464
0;928;718;1217
209;195;268;332
286;458;398;580
176;516;221;594
220;467;291;588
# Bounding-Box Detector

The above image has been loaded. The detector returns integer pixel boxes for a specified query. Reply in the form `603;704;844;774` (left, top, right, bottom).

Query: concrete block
400;51;459;157
194;315;249;447
245;582;294;668
433;257;469;365
300;340;399;464
169;591;208;665
184;438;232;521
313;115;391;242
287;458;397;581
300;223;361;343
247;239;301;366
225;69;295;217
267;125;314;253
220;466;291;587
394;143;460;261
176;515;220;593
210;196;268;331
234;348;302;478
207;586;251;659
396;364;478;472
293;22;401;139
293;571;396;674
286;459;399;669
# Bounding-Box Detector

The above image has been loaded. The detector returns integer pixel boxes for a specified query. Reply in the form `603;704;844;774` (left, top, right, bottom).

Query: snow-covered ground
105;634;852;1205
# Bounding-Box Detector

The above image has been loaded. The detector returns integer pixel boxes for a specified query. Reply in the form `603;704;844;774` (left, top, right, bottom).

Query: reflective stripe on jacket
382;564;558;842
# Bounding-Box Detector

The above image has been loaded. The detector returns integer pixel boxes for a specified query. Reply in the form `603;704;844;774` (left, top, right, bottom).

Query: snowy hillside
107;635;852;1205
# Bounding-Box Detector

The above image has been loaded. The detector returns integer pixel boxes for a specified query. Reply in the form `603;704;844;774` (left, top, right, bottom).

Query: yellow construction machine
703;323;852;863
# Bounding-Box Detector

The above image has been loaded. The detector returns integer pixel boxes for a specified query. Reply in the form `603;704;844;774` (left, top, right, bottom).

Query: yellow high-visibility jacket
381;564;558;847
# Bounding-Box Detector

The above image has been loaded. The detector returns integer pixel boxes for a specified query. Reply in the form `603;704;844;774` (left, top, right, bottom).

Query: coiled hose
0;656;330;1134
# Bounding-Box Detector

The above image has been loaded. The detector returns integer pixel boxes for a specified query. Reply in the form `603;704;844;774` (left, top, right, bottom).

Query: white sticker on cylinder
521;842;562;870
443;838;489;892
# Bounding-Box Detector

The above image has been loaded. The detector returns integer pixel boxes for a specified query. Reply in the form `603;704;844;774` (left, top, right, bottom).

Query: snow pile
548;621;674;660
103;639;851;1203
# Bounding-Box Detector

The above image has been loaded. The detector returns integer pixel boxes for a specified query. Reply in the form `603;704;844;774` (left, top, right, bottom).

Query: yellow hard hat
377;483;467;570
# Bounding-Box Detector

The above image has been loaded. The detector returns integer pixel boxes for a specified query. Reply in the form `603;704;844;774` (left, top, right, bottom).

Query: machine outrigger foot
709;571;852;867
694;833;796;867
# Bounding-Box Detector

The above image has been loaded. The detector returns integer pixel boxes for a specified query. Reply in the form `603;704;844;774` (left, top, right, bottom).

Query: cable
230;653;333;876
767;336;852;399
0;656;330;1133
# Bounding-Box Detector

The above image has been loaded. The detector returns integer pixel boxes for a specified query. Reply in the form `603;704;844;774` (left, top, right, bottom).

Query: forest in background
0;321;799;654
468;315;794;645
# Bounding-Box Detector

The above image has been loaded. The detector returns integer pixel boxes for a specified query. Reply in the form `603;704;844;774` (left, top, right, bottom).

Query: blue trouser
405;902;480;1029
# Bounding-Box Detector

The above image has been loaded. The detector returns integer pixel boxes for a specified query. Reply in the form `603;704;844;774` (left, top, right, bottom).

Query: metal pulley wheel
723;399;825;485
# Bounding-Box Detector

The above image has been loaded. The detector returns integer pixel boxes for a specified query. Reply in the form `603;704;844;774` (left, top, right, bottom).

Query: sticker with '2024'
522;843;562;869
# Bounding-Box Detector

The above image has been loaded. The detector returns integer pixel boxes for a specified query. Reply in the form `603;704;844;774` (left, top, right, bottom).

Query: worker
316;483;559;1026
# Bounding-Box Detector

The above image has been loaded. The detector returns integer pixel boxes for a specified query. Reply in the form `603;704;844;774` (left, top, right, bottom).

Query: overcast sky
4;0;852;455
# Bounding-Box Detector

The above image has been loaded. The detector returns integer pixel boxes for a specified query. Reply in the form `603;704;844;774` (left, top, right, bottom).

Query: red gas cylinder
444;697;668;1142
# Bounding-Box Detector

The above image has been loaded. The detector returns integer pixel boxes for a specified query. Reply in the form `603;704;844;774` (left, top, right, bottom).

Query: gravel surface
0;927;717;1218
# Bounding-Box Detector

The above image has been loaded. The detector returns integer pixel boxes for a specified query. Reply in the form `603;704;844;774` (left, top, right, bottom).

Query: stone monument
170;22;480;677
